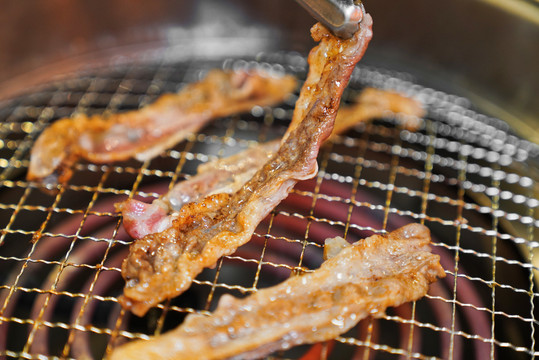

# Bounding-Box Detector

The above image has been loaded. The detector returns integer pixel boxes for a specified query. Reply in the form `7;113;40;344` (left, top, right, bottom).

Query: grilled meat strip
116;140;279;239
117;87;424;239
27;69;296;185
119;16;374;316
110;223;445;360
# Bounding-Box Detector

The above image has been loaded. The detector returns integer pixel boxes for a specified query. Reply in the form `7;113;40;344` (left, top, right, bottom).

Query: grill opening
0;55;538;359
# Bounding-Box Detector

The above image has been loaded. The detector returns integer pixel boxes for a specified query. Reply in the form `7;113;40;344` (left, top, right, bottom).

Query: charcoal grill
0;1;538;359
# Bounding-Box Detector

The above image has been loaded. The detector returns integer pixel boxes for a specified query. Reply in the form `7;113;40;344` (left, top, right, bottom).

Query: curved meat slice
118;16;374;316
110;223;445;360
27;70;296;185
117;87;424;239
116;140;279;239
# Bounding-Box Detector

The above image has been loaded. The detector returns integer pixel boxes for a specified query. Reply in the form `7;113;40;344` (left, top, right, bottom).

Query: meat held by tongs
110;223;445;360
118;13;374;316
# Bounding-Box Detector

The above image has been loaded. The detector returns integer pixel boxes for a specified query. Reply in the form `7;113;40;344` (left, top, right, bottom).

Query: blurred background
0;0;538;139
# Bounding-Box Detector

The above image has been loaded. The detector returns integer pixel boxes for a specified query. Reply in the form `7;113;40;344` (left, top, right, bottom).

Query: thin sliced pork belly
117;87;424;239
118;16;374;316
110;223;445;360
116;140;279;239
27;70;296;185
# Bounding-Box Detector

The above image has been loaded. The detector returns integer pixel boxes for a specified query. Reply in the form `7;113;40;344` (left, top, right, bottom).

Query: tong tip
296;0;366;39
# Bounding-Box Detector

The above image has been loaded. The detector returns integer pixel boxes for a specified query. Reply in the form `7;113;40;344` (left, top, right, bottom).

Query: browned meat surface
27;70;296;185
110;223;445;360
117;87;424;239
115;140;279;239
119;16;374;317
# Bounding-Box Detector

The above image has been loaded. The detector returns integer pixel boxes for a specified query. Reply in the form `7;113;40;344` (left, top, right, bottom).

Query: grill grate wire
0;54;537;359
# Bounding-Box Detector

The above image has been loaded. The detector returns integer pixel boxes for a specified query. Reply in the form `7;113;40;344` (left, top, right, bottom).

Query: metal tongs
295;0;365;39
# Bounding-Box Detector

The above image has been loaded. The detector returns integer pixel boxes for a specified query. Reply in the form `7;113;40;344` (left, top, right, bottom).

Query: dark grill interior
0;55;538;359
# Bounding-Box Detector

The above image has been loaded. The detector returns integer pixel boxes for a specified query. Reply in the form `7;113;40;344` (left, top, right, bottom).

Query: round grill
0;54;538;359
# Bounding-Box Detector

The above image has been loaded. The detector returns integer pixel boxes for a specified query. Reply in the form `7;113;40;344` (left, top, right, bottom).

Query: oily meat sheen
27;70;296;185
117;87;425;239
119;16;374;316
110;223;445;360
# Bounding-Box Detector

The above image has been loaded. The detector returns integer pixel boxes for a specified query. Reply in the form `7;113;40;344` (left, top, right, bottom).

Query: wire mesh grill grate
0;54;538;359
